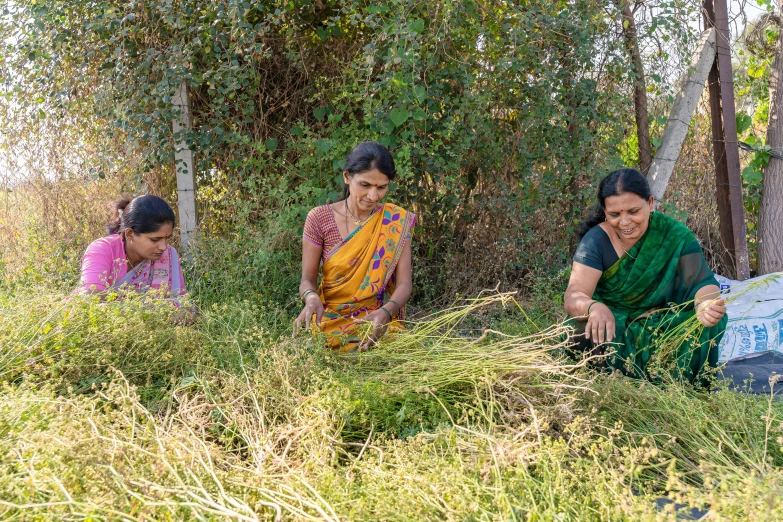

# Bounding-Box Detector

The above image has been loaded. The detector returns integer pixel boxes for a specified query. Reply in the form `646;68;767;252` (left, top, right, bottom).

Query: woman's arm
294;239;325;331
384;239;413;316
298;239;322;297
564;262;616;344
360;238;413;349
79;240;115;294
564;262;601;317
694;284;726;327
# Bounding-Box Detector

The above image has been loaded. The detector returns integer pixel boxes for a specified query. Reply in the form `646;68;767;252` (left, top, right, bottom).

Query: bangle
379;306;393;321
387;299;401;312
301;289;316;302
587;301;598;316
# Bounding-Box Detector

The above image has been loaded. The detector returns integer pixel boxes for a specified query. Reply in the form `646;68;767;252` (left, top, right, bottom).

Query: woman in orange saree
295;142;415;352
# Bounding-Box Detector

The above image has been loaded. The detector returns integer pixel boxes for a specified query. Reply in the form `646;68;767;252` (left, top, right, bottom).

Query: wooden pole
619;0;652;174
172;79;197;257
703;0;750;280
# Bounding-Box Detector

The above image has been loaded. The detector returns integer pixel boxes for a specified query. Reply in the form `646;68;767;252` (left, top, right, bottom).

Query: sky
728;0;770;39
731;0;768;20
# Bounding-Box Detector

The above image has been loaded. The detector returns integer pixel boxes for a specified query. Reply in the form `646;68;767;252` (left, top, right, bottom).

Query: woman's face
344;168;390;211
125;222;173;261
603;192;654;243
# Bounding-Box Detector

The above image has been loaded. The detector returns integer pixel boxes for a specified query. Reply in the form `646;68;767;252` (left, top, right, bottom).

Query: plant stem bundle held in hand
643;272;782;381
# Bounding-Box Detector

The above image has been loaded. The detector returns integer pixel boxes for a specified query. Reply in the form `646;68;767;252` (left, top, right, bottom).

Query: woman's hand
357;307;392;351
294;293;324;334
585;302;616;345
696;296;726;327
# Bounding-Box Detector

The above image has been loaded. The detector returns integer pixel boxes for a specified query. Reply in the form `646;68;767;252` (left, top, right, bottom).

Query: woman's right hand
696;296;726;327
585;302;616;345
294;293;324;334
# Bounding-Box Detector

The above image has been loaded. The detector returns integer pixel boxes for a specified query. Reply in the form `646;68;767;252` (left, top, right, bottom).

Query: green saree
573;212;727;384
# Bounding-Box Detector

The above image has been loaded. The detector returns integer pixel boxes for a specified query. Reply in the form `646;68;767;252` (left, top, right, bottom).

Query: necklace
126;256;143;270
345;199;375;226
123;234;140;270
615;232;637;260
124;243;143;270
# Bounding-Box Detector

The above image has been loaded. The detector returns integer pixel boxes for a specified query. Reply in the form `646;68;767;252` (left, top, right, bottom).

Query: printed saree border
381;210;415;289
323;204;385;263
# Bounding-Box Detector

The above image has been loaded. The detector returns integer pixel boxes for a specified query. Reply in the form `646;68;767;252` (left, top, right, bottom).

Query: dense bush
2;0;638;303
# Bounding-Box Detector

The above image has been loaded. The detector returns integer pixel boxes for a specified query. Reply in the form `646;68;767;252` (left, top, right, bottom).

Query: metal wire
738;141;783;160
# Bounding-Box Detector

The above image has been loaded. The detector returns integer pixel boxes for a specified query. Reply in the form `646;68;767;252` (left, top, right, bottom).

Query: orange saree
317;203;415;351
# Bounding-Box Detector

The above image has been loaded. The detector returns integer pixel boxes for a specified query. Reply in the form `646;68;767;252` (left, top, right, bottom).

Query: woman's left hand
696;296;727;327
358;308;392;351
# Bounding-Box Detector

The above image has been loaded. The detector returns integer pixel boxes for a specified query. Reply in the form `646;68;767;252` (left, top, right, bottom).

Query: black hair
341;141;397;200
108;194;176;236
576;168;652;239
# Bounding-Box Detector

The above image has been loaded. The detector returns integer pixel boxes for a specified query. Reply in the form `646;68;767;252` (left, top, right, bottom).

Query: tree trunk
758;9;783;274
619;1;652;173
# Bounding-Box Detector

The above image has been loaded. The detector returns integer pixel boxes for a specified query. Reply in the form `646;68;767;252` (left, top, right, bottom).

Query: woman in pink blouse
78;195;185;296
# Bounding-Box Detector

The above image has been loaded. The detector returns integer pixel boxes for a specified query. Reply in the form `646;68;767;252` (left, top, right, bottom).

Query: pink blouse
303;205;345;260
79;234;185;293
304;204;397;261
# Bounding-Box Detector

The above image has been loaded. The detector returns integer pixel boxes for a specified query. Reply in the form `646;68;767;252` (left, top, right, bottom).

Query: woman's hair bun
107;195;176;236
108;196;133;234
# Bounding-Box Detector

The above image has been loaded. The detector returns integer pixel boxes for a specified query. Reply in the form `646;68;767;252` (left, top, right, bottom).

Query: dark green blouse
573;225;618;271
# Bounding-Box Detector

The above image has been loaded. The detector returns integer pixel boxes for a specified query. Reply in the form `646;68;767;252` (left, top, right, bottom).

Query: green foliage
739;139;769;266
0;290;204;395
732;103;770;266
736;111;753;135
2;1;780;516
619;132;641;167
1;3;781;516
186;226;303;310
1;0;635;300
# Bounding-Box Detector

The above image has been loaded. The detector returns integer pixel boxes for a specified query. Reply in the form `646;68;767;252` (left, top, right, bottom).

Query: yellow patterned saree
317;203;415;351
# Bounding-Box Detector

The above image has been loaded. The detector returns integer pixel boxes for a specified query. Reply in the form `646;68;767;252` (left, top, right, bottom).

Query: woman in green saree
564;168;727;383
